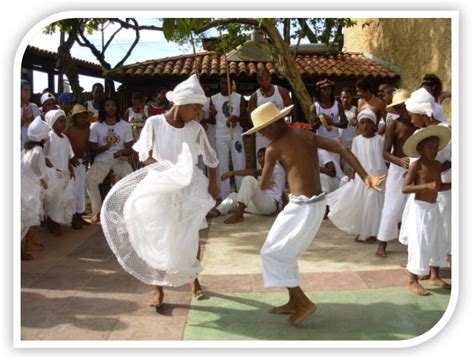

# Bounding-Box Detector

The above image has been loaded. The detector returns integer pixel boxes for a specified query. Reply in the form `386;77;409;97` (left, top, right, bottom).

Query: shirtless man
64;104;92;228
375;89;416;258
356;78;386;127
243;102;385;326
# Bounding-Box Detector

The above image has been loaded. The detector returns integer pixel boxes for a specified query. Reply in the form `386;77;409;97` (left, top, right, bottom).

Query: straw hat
71;104;88;117
243;102;294;135
403;125;451;157
386;88;410;113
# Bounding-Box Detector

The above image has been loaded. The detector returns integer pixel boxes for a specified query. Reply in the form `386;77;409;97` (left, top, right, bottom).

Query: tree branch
194;18;261;34
103;23;124;52
115;18;140;68
77;30;111;70
297;18;318;43
111;18;163;32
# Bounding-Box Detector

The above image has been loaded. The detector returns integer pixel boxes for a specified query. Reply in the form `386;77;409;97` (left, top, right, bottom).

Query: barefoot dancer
402;126;452;295
243;103;385;326
100;75;219;309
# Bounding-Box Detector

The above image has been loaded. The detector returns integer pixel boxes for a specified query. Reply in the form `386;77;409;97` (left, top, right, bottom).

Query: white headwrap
166;74;207;105
405;88;435;117
357;108;377;124
45;109;66;129
27;116;50;142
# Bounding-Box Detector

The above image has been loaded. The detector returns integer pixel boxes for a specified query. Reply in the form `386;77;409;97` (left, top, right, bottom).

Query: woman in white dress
101;75;220;309
326;109;387;242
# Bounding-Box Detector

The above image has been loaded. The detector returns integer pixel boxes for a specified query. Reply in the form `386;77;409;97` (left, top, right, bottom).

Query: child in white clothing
21;117;50;260
327;109;387;242
402;126;451;296
43;109;76;236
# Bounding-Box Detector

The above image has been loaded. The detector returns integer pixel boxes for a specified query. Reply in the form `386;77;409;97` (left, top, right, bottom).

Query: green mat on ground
183;287;450;340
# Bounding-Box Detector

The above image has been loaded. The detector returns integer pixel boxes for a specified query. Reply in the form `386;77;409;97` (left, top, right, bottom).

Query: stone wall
344;18;452;122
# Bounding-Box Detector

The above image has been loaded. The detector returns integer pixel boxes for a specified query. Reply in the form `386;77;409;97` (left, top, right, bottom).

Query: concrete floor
20;213;451;341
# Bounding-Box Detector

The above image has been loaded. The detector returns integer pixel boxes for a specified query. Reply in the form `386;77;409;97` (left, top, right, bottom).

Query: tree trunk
56;31;83;102
263;24;313;123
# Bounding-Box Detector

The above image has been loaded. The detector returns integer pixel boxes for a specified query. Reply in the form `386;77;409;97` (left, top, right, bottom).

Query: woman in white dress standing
101;75;220;309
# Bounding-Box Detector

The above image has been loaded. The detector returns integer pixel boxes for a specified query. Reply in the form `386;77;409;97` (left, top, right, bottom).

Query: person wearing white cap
401;125;452;295
210;76;247;200
85;97;134;224
39;92;58;116
326;108;387;243
242;102;385;326
101;74;219;310
42;109;76;236
375;89;416;258
21;117;50;260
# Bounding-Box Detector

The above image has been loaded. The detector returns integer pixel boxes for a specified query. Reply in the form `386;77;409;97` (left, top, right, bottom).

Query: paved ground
20;212;451;341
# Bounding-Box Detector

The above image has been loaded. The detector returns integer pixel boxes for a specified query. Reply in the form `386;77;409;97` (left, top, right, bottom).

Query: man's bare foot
375;241;387;258
288;303;317;326
268;302;296;315
25;242;44;251
206;208;221;219
192;278;203;297
429;277;451;289
149;286;164;308
408;282;431;296
224;212;244;224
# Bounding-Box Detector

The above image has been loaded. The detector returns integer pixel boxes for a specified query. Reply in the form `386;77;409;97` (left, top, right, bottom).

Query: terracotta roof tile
109;51;399;81
25;45;102;70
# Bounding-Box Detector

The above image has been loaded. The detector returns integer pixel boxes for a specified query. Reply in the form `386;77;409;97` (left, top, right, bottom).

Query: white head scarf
357;108;377;124
166;74;207;105
45;109;66;129
28;116;50;142
405;88;435;117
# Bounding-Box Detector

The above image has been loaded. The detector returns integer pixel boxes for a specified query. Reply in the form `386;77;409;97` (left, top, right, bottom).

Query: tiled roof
108;51;399;81
24;45;102;71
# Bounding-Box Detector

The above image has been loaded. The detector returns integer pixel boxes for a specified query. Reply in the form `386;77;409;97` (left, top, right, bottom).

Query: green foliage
44;18;116;35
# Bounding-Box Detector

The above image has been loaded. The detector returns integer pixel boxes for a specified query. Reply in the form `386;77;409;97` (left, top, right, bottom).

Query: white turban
357;108;377;124
27;116;50;142
405;88;435;117
45;109;66;129
166;74;207;105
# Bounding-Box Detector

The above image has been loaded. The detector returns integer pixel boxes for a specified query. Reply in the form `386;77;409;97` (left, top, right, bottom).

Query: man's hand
221;171;233;181
399;157;410;169
364;175;386;192
425;180;440;192
143;157;157;166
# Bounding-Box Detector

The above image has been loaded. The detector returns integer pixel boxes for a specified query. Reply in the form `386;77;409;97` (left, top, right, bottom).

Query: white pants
86;158;133;215
255;133;271;169
320;174;340;194
438;190;451;254
43;171;75;224
261;193;326;288
407;200;448;276
216;135;246;199
377;164;408;241
216;176;278;215
73;161;86;214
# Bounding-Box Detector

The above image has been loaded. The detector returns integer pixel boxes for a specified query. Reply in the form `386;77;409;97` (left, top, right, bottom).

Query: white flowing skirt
21;176;43;239
101;144;214;287
327;177;384;240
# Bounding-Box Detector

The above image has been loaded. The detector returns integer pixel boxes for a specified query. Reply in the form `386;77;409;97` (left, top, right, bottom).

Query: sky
28;19;203;93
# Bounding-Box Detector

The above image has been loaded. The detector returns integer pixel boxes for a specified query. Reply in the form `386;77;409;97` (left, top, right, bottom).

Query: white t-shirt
89;120;134;161
44;132;75;172
339;106;357;148
318;148;345;180
314;101;341;140
211;92;243;140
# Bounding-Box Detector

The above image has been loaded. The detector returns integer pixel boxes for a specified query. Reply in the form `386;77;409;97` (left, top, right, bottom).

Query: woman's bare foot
268;302;296;314
375;241;387;258
224;212;244;224
408;281;431;296
429;277;451;289
206;208;221;219
149;286;164;308
288;303;317;326
192;278;203;297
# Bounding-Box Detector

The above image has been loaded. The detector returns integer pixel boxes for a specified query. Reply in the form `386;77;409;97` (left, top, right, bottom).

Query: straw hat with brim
243;102;294;136
386;88;410;114
403;125;451;158
71;104;88;117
